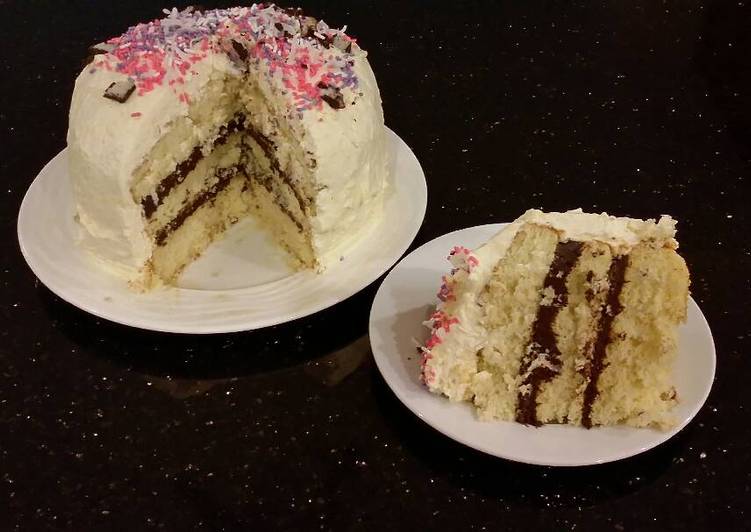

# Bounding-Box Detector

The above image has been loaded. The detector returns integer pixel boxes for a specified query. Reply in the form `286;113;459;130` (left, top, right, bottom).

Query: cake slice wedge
421;209;690;429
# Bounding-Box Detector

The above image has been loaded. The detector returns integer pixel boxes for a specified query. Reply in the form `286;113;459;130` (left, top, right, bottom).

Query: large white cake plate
369;224;716;466
18;128;427;334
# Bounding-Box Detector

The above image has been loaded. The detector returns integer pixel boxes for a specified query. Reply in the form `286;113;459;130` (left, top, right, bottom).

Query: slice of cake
68;5;390;290
421;209;690;429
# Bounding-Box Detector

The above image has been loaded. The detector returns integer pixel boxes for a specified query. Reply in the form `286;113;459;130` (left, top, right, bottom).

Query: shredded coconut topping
89;4;359;111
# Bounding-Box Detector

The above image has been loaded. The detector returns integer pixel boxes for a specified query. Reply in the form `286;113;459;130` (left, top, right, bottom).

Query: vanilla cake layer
68;5;390;289
151;173;249;283
588;244;688;427
248;178;316;269
472;225;559;420
422;209;690;430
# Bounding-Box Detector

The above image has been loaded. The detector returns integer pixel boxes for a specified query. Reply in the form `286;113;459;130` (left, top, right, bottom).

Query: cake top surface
466;209;675;268
431;208;679;307
421;209;681;378
87;4;360;112
512;209;678;251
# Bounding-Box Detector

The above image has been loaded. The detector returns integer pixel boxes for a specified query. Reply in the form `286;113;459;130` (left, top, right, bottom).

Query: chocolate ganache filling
580;255;629;428
142;113;309;220
141;114;247;218
516;240;584;427
154;164;242;246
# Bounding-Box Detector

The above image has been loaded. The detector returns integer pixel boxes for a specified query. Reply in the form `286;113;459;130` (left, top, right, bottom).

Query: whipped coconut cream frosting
67;5;389;283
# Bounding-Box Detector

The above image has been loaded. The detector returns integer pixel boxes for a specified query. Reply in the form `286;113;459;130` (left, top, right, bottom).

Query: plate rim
18;127;427;334
369;223;717;466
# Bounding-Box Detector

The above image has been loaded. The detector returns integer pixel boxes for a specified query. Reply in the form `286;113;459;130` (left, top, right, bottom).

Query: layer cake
68;5;390;289
421;209;690;429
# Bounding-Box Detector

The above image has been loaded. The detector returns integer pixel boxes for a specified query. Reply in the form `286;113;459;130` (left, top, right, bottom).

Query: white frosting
69;54;237;280
303;58;389;264
67;6;389;284
518;209;678;252
422;209;679;397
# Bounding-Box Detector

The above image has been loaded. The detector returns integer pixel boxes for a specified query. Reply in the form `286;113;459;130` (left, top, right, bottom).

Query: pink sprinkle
130;112;142;117
421;363;436;386
449;246;472;257
430;311;459;333
86;5;360;111
425;333;442;350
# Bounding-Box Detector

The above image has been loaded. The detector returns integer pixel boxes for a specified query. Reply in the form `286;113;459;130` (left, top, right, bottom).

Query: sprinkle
130;112;142;117
425;333;442;350
448;245;479;272
429;311;460;333
89;5;359;112
449;245;472;256
103;78;136;103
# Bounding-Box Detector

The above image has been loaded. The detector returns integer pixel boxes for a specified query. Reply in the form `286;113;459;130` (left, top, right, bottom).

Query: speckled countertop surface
2;1;750;530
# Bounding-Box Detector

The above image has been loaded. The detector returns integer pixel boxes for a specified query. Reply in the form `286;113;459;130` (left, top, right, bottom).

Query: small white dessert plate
18;128;426;334
369;224;716;466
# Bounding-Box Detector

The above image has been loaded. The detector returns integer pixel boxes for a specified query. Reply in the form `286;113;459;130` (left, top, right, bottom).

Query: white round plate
369;224;716;466
18;128;426;334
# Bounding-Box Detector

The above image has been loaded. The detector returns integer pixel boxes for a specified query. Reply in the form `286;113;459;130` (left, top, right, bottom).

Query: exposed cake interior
129;74;319;285
422;209;690;429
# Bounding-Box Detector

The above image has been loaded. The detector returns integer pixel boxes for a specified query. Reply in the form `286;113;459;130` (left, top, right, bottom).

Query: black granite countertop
2;1;750;530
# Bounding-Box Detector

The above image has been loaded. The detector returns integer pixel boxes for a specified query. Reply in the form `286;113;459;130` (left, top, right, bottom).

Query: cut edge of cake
421;209;690;430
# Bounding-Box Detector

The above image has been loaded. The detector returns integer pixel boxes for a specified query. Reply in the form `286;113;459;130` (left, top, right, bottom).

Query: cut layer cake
68;5;390;289
421;209;690;429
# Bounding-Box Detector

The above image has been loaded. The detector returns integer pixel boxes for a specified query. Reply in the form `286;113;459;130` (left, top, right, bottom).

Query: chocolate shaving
315;34;334;49
300;16;317;38
231;39;248;62
317;82;345;110
321;93;344;109
84;42;115;66
103;79;136;103
89;42;115;56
